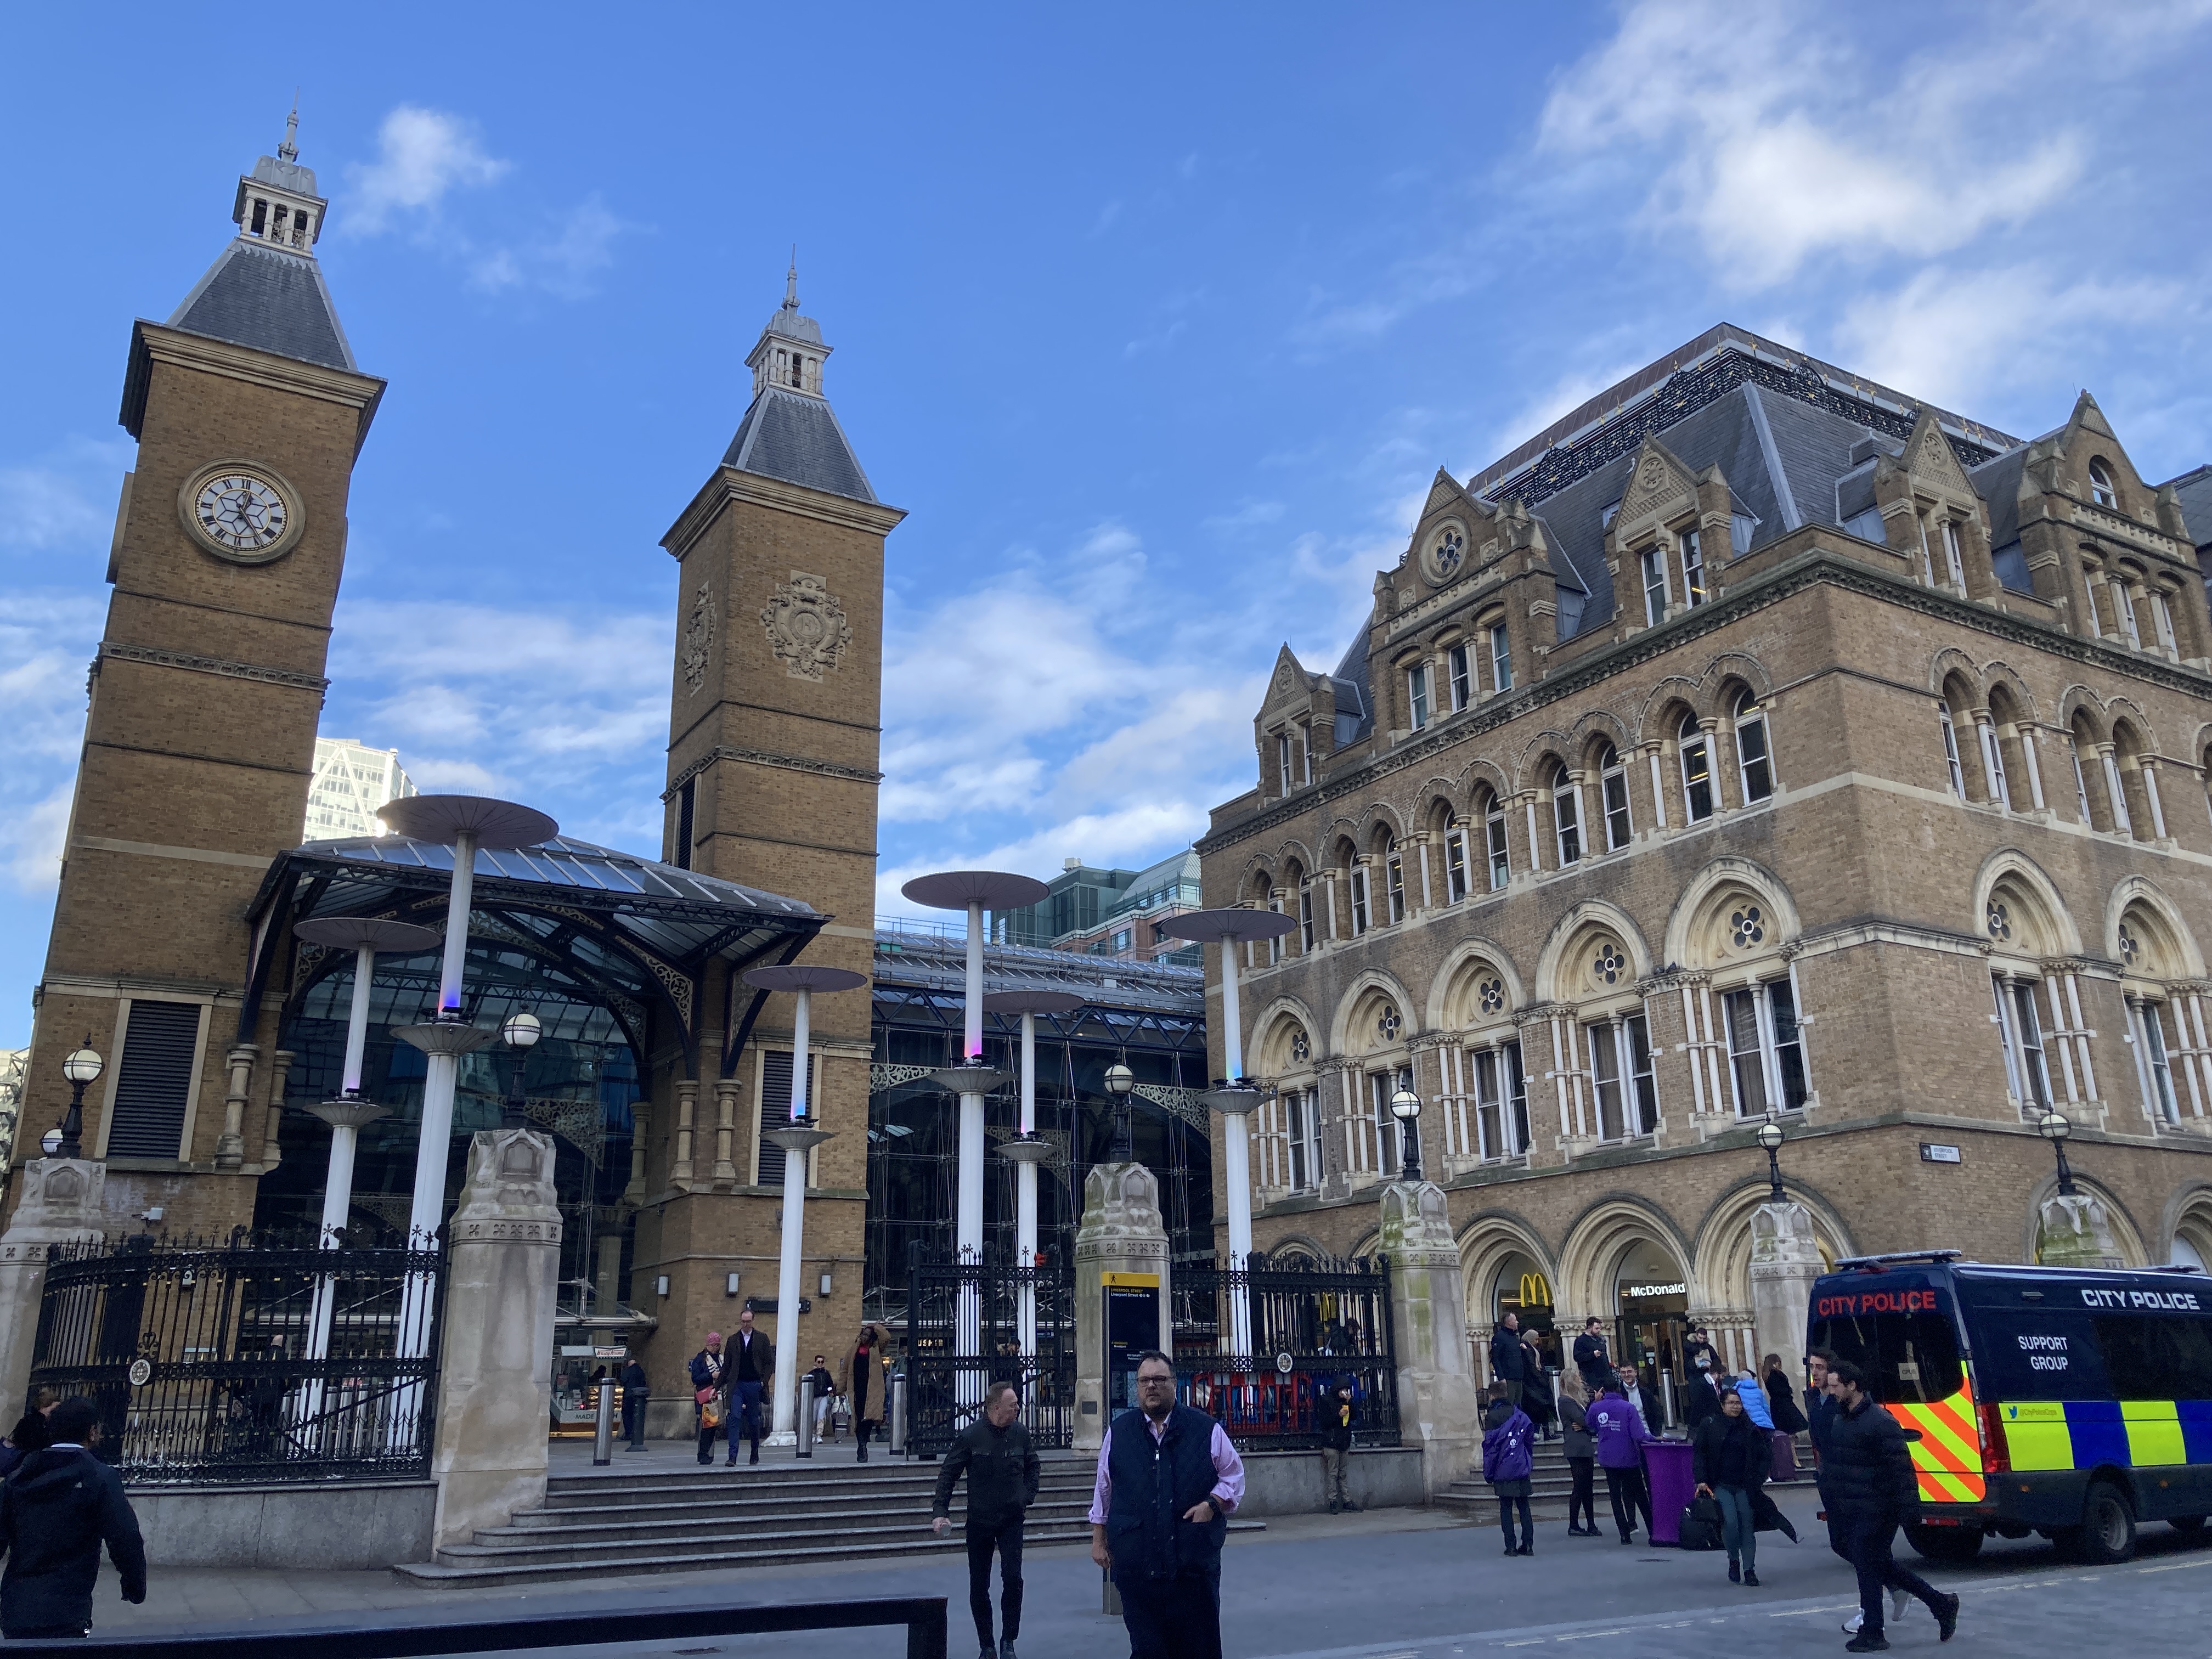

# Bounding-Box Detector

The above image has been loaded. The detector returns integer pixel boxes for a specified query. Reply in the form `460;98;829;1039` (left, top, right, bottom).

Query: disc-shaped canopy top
742;964;870;995
981;989;1087;1017
900;871;1049;912
391;1020;502;1057
379;795;560;851
292;917;440;955
1156;907;1297;945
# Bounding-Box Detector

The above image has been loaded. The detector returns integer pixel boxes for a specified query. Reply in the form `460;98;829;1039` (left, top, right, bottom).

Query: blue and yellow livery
1810;1254;2212;1564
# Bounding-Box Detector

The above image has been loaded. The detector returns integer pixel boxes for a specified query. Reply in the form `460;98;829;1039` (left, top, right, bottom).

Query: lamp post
742;962;867;1442
1103;1062;1137;1165
500;1009;542;1131
54;1039;103;1160
989;989;1085;1368
2039;1109;2079;1197
1390;1086;1423;1182
1756;1119;1787;1203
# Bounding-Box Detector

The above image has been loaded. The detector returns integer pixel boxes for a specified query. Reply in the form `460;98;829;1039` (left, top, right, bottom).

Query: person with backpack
1692;1383;1768;1585
0;1397;146;1639
1589;1378;1656;1543
1480;1381;1536;1556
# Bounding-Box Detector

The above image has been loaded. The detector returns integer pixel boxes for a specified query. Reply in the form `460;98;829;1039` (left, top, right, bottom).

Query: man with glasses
1088;1352;1245;1659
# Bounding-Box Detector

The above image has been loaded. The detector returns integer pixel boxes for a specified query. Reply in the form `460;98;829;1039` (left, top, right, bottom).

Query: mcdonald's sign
1514;1272;1552;1310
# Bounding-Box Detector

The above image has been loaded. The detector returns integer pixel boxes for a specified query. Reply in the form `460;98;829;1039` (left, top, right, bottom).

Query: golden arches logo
1518;1272;1552;1308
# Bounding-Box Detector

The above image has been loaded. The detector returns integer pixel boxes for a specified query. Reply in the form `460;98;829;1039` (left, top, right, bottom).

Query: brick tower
14;116;383;1232
636;268;903;1391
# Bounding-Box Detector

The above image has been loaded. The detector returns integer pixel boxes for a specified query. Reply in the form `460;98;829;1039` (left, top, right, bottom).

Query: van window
2090;1314;2212;1401
1810;1310;1964;1404
1972;1310;2110;1402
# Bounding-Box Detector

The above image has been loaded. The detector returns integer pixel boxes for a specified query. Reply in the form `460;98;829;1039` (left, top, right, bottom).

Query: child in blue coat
1481;1380;1537;1556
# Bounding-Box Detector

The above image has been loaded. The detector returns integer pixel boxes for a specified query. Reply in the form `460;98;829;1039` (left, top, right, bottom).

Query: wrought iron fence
1170;1253;1398;1450
904;1247;1075;1458
27;1232;445;1485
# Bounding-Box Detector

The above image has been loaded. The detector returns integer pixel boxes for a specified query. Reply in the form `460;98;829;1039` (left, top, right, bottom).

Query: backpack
1677;1493;1724;1551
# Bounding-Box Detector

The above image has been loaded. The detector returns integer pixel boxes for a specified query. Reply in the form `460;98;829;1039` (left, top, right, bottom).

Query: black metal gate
905;1247;1075;1458
27;1233;445;1484
1170;1254;1398;1449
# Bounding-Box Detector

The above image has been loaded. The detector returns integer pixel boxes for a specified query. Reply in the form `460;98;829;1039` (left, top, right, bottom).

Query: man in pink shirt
1087;1351;1245;1659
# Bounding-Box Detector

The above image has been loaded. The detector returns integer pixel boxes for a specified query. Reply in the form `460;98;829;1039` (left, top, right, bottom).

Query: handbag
695;1386;717;1406
1677;1494;1724;1551
701;1397;723;1429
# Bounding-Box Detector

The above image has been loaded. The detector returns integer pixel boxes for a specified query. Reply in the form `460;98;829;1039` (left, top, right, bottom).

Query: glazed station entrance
1612;1240;1689;1429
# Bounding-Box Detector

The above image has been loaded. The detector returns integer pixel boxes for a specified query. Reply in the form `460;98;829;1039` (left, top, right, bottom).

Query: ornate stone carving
759;571;851;681
681;579;716;694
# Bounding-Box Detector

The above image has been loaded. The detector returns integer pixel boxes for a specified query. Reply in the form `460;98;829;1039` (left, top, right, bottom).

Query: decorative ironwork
519;1094;606;1161
904;1248;1074;1458
1170;1253;1398;1451
871;1063;935;1092
26;1233;445;1485
1131;1083;1207;1130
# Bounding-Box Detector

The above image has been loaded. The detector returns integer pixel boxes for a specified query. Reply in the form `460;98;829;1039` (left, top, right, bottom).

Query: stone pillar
2036;1192;2125;1268
1749;1200;1822;1384
1074;1161;1170;1455
0;1161;108;1416
260;1049;295;1169
1378;1178;1480;1498
430;1128;561;1550
671;1078;698;1184
623;1104;648;1205
216;1045;257;1169
712;1079;741;1184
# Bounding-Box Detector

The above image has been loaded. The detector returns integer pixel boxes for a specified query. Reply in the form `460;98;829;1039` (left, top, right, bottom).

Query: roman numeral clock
178;459;305;562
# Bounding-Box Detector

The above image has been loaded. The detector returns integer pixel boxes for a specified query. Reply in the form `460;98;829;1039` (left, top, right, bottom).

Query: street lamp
2039;1109;2079;1197
1104;1062;1137;1165
55;1037;102;1160
1756;1119;1787;1203
501;1009;542;1131
1390;1086;1423;1182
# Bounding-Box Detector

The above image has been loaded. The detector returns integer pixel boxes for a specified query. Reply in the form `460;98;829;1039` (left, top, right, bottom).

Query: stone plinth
1377;1178;1480;1498
1074;1161;1170;1454
0;1160;107;1414
431;1129;561;1550
2036;1192;2125;1268
1750;1199;1822;1385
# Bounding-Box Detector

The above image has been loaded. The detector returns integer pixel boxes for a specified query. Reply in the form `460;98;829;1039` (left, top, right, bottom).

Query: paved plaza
73;1483;2212;1655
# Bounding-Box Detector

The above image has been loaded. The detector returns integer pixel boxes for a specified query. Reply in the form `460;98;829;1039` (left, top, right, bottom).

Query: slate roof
722;386;878;504
164;239;356;372
1329;636;1374;747
2165;464;2212;555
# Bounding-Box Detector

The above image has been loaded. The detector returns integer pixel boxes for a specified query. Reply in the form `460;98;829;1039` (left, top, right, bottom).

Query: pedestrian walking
620;1355;650;1451
0;1392;57;1481
1089;1350;1245;1659
1763;1352;1809;1437
1824;1359;1959;1651
0;1397;146;1639
1481;1381;1536;1556
1572;1317;1612;1396
931;1380;1041;1659
689;1331;727;1465
1558;1373;1599;1537
806;1355;837;1443
1488;1311;1526;1407
1683;1325;1720;1375
726;1306;772;1466
1589;1379;1656;1543
1692;1384;1768;1585
1319;1382;1357;1514
1520;1331;1557;1440
844;1324;884;1461
1683;1348;1721;1431
1805;1347;1894;1635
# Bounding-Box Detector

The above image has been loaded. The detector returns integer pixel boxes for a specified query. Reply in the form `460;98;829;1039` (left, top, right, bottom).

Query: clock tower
14;117;383;1232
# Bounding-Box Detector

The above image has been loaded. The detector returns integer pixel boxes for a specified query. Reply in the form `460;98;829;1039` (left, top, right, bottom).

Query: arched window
2090;458;2118;509
1678;714;1714;822
1385;837;1407;924
1598;742;1632;850
1937;702;1966;800
1551;763;1583;866
1296;872;1315;953
1443;814;1470;904
1639;542;1668;625
2152;588;2179;655
1680;529;1709;607
1348;857;1371;936
1734;690;1774;803
2115;905;2199;1128
1483;792;1510;890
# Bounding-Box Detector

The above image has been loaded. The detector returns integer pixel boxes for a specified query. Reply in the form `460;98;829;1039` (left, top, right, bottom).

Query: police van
1809;1252;2212;1564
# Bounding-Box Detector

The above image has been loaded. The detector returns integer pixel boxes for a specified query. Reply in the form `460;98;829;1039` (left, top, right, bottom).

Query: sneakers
1936;1592;1960;1643
1516;1543;1533;1556
1742;1569;1759;1587
1843;1637;1890;1654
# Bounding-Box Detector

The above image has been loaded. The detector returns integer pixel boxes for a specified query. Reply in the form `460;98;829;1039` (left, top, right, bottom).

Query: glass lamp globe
40;1129;62;1156
1756;1121;1785;1153
1103;1063;1136;1097
503;1010;542;1049
1390;1087;1421;1123
2039;1110;2072;1143
62;1044;103;1085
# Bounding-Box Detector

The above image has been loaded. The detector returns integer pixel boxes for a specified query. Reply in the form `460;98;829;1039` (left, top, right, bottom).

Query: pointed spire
278;96;300;163
783;249;799;311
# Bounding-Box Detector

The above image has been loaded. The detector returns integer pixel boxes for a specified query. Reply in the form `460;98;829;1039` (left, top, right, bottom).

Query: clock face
176;461;304;563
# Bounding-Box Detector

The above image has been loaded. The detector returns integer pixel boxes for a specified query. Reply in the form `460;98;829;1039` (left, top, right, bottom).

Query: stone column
712;1079;741;1184
623;1104;649;1204
261;1049;295;1169
0;1160;108;1417
1074;1161;1170;1455
1378;1178;1480;1498
671;1078;698;1184
2036;1192;2125;1268
1749;1200;1822;1384
216;1044;257;1169
431;1128;562;1550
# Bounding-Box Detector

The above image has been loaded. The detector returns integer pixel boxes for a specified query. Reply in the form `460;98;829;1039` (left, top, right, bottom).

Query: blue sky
4;2;2211;1048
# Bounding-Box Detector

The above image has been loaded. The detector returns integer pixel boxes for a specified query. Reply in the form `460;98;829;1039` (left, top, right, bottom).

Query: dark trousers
1502;1379;1525;1408
730;1380;764;1458
1115;1563;1222;1659
964;1514;1024;1647
696;1419;719;1462
1844;1513;1944;1638
1496;1490;1532;1549
622;1395;646;1447
1567;1456;1596;1530
1604;1465;1652;1539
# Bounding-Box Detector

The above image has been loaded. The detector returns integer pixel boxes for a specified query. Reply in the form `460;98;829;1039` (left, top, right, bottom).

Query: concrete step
478;1497;1101;1547
539;1471;1093;1511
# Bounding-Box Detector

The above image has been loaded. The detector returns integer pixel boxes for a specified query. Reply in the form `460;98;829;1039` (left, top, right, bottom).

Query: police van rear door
1810;1269;1986;1504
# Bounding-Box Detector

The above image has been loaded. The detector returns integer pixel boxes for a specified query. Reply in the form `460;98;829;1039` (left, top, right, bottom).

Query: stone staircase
1436;1437;1579;1525
395;1454;1262;1589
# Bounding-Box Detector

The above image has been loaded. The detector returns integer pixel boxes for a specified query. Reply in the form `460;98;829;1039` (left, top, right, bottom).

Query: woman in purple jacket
1480;1381;1537;1556
1586;1381;1656;1543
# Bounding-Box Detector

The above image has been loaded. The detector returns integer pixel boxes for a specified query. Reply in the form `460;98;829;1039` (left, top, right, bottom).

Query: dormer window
2090;459;2118;509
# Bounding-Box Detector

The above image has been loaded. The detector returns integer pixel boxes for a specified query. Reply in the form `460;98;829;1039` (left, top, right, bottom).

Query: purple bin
1643;1439;1697;1545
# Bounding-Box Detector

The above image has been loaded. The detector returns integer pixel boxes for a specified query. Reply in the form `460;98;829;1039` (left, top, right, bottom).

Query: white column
412;827;479;1243
340;941;375;1096
1017;1011;1039;1356
771;988;811;1438
958;901;986;1375
1218;936;1255;1357
2023;727;2048;811
2145;760;2170;839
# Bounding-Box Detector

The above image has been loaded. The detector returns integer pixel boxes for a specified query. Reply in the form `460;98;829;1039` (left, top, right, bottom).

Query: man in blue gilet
1088;1350;1246;1659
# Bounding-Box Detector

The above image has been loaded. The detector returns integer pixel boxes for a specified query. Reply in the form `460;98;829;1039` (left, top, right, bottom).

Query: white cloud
346;106;511;234
0;785;71;894
0;439;131;552
469;195;634;300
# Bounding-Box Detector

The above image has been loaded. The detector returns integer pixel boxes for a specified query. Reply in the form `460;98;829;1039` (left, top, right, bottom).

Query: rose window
1987;902;2011;942
1592;943;1626;985
2119;923;2140;966
1479;977;1504;1015
1434;527;1464;574
1290;1030;1310;1063
1378;1007;1402;1042
1729;906;1764;949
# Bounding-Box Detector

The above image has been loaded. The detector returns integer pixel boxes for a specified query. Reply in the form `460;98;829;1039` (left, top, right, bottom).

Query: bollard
798;1374;815;1459
887;1373;907;1455
592;1381;616;1467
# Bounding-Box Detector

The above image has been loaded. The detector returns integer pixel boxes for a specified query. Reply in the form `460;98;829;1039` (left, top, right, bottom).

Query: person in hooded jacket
1480;1381;1536;1556
1692;1384;1769;1585
1823;1360;1959;1651
0;1397;146;1639
1588;1380;1656;1543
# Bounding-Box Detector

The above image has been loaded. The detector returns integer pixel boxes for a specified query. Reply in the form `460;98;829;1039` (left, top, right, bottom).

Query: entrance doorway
1612;1240;1689;1429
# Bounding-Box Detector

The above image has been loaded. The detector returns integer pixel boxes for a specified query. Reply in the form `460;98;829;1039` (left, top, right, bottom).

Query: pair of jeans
730;1380;764;1457
1567;1457;1596;1531
1604;1466;1652;1539
964;1514;1023;1649
1844;1513;1944;1638
1712;1485;1756;1570
1115;1562;1222;1659
1321;1446;1350;1505
1496;1490;1532;1549
622;1395;646;1447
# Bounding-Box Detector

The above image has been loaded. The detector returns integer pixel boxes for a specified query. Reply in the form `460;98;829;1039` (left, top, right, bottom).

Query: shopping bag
1677;1494;1724;1551
701;1398;723;1429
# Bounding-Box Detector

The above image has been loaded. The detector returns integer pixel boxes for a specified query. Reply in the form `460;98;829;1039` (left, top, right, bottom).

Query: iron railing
904;1247;1075;1457
1170;1253;1399;1449
27;1232;445;1485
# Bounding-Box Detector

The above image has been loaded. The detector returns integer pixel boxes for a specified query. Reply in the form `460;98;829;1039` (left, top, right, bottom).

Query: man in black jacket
1572;1317;1612;1395
620;1356;650;1452
727;1307;772;1467
1489;1311;1527;1407
932;1381;1041;1659
1823;1361;1959;1651
0;1397;147;1639
1319;1382;1357;1514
